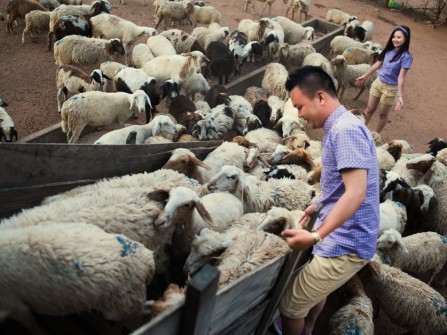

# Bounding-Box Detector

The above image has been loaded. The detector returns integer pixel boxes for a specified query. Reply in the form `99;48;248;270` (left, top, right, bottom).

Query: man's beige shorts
369;77;398;106
279;254;368;319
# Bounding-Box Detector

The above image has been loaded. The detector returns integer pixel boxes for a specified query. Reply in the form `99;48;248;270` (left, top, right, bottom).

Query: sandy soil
1;0;447;333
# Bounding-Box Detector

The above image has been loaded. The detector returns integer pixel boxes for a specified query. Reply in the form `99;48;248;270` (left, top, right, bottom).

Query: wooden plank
131;305;183;335
208;253;288;335
181;264;220;335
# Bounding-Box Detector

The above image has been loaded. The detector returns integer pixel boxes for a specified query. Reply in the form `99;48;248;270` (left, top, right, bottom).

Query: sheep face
130;90;151;114
207;165;243;193
108;39;125;56
152;116;177;138
163;148;211;174
90;69;110;88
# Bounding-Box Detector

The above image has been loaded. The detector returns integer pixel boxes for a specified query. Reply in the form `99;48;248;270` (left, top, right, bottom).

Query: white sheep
328;275;374;335
90;13;157;65
154;0;193;30
181;72;210;101
142;51;209;87
390;153;424;187
376;228;447;285
60;90;150;143
258;206;305;234
21;10;50;43
132;43;155;68
330;54;376;101
273;42;316;69
358;261;447;334
146;34;177;57
329;35;371;58
325;8;357;26
207;165;314;213
160;29;206;54
379;199;407;236
284;0;310;23
245;127;283;158
94;115;177;144
261;62;289;101
0;107;18;142
56;64;110;112
272;16;314;45
302;52;334;78
54;35;125;66
0;222;155;334
342;46;379;65
192;24;230;49
244;0;276;16
185;4;222;28
100;60;127;80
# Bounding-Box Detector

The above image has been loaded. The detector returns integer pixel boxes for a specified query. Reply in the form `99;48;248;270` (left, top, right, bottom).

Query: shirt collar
322;105;347;135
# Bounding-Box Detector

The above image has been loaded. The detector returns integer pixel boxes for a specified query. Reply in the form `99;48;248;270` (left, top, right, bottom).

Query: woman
355;25;412;133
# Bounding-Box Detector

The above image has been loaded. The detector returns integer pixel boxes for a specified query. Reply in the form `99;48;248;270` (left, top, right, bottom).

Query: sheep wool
0;222;155;333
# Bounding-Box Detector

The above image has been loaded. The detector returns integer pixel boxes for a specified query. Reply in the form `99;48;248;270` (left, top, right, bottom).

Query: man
276;66;380;335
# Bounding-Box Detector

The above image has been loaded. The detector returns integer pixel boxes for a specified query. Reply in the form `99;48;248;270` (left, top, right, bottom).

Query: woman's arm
395;67;409;112
355;60;383;86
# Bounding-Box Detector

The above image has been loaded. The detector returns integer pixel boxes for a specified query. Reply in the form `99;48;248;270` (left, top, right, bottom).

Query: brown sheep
6;0;47;33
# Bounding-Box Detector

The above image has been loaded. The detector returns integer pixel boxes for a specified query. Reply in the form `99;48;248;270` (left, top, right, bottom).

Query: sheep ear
191;156;211;170
236;174;251;203
153;120;161;135
397;239;409;254
148;189;171;201
195;201;216;227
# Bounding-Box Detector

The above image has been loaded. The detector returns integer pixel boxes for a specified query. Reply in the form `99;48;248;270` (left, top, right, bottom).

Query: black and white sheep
228;30;263;76
60;90;151;143
52;14;92;45
0;107;18;142
54;35;125;66
56;64;110;112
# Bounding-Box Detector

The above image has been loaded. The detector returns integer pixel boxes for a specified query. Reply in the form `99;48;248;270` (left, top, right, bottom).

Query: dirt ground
1;0;447;333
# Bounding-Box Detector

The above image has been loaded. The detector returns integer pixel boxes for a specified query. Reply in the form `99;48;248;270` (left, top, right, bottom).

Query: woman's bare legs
303;298;326;334
363;95;380;126
375;103;393;133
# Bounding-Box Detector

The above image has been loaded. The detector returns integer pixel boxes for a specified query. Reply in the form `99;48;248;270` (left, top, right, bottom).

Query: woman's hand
355;75;366;86
395;96;404;112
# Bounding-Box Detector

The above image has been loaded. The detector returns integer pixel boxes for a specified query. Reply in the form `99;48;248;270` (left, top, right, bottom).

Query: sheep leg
353;86;366;100
68;126;84;144
56;87;66;113
338;86;345;102
260;3;269;16
244;0;250;11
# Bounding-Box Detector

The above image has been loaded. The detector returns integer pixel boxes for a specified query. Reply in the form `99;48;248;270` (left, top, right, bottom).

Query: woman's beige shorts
279;254;368;319
369;77;398;106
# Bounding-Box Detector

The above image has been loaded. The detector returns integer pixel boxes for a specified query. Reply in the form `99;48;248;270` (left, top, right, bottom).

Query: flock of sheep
2;0;447;334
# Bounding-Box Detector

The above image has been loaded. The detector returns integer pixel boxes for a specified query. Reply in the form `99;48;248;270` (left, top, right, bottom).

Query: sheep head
406;154;435;174
282;148;315;171
376;228;409;253
207;165;251;201
163;148;211;174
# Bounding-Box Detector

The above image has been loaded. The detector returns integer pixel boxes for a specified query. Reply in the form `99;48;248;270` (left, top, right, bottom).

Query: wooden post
254;203;323;335
181;264;220;335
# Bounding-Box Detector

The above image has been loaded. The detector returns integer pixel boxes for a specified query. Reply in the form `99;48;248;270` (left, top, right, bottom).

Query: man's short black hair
285;66;337;98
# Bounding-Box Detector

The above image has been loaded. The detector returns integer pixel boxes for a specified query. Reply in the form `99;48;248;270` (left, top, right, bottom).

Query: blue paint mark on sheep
272;187;281;205
432;297;447;318
74;260;84;272
345;321;361;335
394;201;405;208
440;235;447;245
184;176;199;186
116;236;138;257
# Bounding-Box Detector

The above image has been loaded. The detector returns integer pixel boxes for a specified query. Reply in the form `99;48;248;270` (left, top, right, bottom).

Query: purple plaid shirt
378;49;412;85
313;106;380;260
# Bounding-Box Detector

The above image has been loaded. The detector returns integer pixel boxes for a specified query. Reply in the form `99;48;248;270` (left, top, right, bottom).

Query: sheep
245;127;283;157
351;20;375;42
162;142;249;184
243;86;269;106
132;43;154;68
181;72;209;101
113;67;160;123
302;52;335;83
261;62;289;100
54;35;125;66
325;8;357;26
244;0;276;16
205;41;235;85
90;13;157;65
160;29;205;54
6;0;47;34
201;105;235;139
52;14;97;47
168;94;203;130
271;16;314;45
228;30;264;76
94;114;176;144
207;165;314;213
0;107;18;142
203;84;229;108
21;10;50;43
328;275;374;335
342;46;379;65
330;54;376;101
155;0;193;30
37;0;61;10
406;154;447;235
379;199;407;236
56;64;110;112
389;153;424;187
329;35;371;58
283;0;310;23
142;51;209;87
376;228;447;285
273;42;315;69
60;90;150;143
48;0;111;51
192;24;230;49
427;137;447;157
259;206;304;234
185;3;222;28
268;147;315;172
100;60;127;80
358;261;447;335
237;17;275;43
146;34;177;57
0;222;155;334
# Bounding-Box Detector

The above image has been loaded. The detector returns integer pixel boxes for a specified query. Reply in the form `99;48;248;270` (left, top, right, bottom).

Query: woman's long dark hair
378;25;411;62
